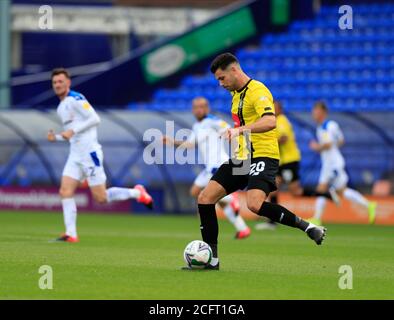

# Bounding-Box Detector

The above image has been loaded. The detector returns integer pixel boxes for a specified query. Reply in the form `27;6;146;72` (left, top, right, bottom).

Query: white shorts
319;165;348;190
194;168;214;188
62;149;107;186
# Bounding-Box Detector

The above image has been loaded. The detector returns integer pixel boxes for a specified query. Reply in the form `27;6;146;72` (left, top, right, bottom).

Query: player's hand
61;129;75;140
224;128;241;140
162;135;174;145
47;129;56;142
309;140;320;152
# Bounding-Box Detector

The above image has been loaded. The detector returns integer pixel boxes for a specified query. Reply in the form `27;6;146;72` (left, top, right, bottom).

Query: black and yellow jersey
276;114;301;165
231;79;280;160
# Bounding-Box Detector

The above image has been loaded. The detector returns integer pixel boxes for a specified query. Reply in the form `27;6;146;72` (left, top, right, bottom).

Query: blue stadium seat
127;3;394;187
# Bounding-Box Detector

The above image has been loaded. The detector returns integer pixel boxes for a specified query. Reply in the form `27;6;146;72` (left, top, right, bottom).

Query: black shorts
211;157;279;196
277;161;300;183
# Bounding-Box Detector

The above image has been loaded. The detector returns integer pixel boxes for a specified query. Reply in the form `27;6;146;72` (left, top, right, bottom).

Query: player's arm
72;100;100;134
239;114;276;134
311;121;344;152
335;123;345;148
310;124;335;152
337;138;345;148
278;134;288;144
162;134;196;149
309;140;332;152
225;93;276;139
276;119;288;145
226;115;276;139
47;129;66;142
61;100;100;140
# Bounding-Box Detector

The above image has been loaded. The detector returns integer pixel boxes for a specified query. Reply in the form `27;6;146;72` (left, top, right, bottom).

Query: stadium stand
129;2;394;192
133;3;394;112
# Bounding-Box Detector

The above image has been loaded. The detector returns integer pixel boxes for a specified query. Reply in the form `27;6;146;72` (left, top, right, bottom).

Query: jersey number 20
250;161;265;176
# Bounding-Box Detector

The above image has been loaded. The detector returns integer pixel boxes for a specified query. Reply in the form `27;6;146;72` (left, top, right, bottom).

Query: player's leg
197;180;227;269
288;180;303;196
194;168;250;239
248;188;326;244
190;184;203;199
195;167;249;237
190;169;211;220
341;187;368;206
218;193;250;239
301;185;340;205
308;165;335;225
291;180;340;206
341;187;377;224
255;175;281;231
190;169;209;201
86;150;153;209
307;183;329;226
335;169;376;224
247;158;326;245
90;183;153;209
285;162;305;196
285;162;339;204
58;175;80;242
247;188;305;230
270;175;282;209
56;156;83;242
189;184;203;214
196;160;248;269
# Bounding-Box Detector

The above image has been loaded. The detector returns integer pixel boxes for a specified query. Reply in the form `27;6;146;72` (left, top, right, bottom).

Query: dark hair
51;68;70;79
313;100;328;112
210;52;239;73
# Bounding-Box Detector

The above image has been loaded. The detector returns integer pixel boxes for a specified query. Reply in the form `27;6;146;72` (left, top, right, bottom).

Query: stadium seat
125;3;394;189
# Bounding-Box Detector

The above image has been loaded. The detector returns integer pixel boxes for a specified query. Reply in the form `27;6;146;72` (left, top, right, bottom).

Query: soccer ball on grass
183;240;212;269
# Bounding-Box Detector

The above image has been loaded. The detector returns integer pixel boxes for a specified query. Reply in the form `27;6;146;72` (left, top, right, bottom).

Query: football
183;240;212;268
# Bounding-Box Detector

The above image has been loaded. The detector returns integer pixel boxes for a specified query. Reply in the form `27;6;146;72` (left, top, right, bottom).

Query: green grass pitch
1;211;393;300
